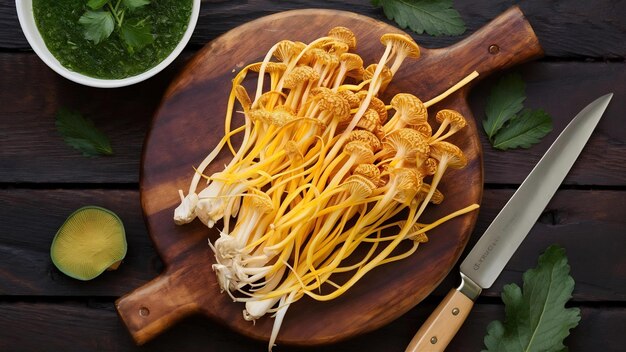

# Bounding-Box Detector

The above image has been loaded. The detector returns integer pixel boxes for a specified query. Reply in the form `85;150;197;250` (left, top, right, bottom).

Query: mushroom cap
391;168;423;205
404;223;429;243
390;93;427;125
369;96;389;124
347;130;382;152
328;26;357;50
384;128;430;158
343;141;375;164
356;109;384;139
420;157;439;176
420;184;445;204
311;48;333;66
352;163;382;186
315;90;351;122
341;175;376;200
436;109;467;129
234;85;251;111
411;122;432;138
283;66;319;89
269;105;296;126
293;41;312;65
249;190;274;214
337;90;361;109
430;141;467;169
248;62;287;74
363;64;393;91
273;40;295;62
248;109;271;124
51;206;126;281
356;91;388;124
325;41;350;56
380;33;420;59
339;53;364;72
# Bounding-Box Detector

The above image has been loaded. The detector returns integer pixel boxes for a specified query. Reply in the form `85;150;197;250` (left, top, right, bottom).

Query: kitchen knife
405;93;613;352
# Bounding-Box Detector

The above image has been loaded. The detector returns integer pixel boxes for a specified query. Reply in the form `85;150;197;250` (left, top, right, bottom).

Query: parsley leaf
492;109;553;150
121;19;154;53
55;108;114;157
482;73;526;141
79;0;153;52
87;0;109;10
482;73;552;150
123;0;150;10
372;0;466;36
483;245;581;352
79;10;115;44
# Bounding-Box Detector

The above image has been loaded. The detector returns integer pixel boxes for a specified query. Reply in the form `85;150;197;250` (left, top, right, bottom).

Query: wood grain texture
1;0;625;58
2;302;624;352
405;289;475;352
2;189;624;302
0;189;160;296
0;52;191;184
120;7;548;346
2;55;623;185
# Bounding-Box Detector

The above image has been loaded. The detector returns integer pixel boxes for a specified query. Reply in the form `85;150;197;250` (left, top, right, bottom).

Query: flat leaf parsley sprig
372;0;466;36
56;108;114;157
482;73;553;150
483;245;581;352
79;0;154;52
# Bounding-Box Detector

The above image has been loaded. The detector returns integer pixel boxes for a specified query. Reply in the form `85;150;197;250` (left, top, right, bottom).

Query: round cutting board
117;7;542;347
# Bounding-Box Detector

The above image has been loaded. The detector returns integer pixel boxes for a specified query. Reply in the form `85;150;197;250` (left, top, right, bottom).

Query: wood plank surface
2;189;624;302
1;0;625;59
1;0;624;351
1;301;623;351
0;189;159;296
1;53;624;185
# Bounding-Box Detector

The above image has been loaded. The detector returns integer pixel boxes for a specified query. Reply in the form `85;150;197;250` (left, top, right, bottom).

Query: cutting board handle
454;5;543;75
115;266;198;345
412;6;543;101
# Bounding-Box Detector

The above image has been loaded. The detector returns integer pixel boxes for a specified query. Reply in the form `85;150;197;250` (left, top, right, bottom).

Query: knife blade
405;93;613;352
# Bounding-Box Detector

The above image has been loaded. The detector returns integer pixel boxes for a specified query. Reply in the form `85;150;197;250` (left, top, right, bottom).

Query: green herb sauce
33;0;192;79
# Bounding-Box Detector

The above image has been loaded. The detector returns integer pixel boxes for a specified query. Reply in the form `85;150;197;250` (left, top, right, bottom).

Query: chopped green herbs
483;245;581;352
371;0;466;36
33;0;192;79
56;108;113;157
482;73;552;150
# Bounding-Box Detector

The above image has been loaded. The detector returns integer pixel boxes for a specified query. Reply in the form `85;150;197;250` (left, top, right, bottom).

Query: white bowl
15;0;200;88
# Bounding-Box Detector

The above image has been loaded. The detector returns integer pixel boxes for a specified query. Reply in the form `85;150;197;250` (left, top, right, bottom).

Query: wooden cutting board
116;7;542;347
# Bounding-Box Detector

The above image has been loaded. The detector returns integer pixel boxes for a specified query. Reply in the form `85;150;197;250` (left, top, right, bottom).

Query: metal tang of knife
405;93;613;352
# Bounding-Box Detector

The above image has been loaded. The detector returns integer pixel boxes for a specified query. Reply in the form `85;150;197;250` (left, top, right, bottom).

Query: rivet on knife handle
405;274;481;352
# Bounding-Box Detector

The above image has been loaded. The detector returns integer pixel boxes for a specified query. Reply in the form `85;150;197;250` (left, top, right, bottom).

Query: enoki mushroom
174;27;479;351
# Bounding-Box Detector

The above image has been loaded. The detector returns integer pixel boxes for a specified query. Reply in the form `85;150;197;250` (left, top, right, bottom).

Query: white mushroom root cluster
174;27;479;350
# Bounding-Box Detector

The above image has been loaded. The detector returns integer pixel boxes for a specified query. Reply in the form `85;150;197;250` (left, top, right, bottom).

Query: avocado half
51;206;127;280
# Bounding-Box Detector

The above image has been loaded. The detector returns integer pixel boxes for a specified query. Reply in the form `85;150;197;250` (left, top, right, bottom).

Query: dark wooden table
1;1;625;351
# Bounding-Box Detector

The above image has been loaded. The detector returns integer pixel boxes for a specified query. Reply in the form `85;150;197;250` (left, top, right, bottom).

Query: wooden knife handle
115;266;198;345
405;289;474;352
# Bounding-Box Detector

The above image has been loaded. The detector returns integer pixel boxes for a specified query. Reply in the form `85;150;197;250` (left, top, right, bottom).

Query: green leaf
79;10;115;44
122;0;150;10
87;0;110;10
121;19;154;53
483;245;581;352
492;109;553;150
55;108;113;157
372;0;466;36
482;73;526;140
